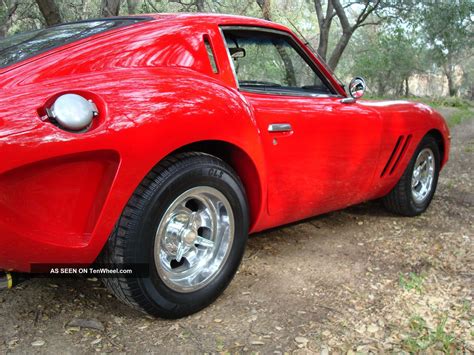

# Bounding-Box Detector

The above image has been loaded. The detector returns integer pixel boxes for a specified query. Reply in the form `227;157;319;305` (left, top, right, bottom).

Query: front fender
360;100;450;199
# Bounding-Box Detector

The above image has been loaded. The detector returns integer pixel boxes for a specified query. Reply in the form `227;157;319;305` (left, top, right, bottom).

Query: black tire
383;135;440;216
100;152;249;318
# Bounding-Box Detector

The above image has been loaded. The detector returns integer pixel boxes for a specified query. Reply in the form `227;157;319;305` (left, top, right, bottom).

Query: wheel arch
425;129;446;168
166;140;264;232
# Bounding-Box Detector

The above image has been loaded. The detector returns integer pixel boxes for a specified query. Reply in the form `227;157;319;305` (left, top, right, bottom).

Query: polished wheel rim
411;148;435;204
154;186;234;293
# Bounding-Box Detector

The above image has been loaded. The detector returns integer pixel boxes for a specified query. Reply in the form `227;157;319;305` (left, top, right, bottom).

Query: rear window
0;18;150;69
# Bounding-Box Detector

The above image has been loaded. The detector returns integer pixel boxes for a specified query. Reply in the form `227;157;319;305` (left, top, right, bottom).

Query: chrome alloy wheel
154;186;235;293
411;148;435;204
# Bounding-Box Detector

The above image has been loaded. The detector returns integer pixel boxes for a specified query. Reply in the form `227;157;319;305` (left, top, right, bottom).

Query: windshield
0;18;149;69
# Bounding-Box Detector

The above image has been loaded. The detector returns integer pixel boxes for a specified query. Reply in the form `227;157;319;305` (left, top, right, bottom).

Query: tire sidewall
404;136;440;214
131;157;249;317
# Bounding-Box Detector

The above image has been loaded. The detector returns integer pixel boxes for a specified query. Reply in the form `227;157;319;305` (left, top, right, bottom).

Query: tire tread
100;152;244;315
383;135;440;216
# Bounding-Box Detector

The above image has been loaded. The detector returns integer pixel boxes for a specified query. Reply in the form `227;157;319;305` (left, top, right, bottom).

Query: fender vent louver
381;135;413;177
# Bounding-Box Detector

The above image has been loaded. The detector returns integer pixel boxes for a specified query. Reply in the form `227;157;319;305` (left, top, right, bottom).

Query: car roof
0;13;292;76
142;12;290;31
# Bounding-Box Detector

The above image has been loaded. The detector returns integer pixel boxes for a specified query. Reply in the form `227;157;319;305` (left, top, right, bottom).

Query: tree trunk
328;0;381;70
256;0;271;20
404;77;409;97
101;0;121;17
126;0;139;14
276;45;296;86
255;0;295;85
444;59;457;97
327;30;352;70
313;0;334;61
318;29;329;60
446;72;456;97
377;78;385;96
196;0;205;12
35;0;62;26
317;27;329;60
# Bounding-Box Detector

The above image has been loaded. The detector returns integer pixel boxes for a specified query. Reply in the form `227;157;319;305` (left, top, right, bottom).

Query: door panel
245;93;382;221
221;27;382;223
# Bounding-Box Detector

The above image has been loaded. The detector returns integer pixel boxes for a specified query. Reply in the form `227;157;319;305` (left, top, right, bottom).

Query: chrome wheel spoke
188;211;201;230
195;236;214;248
411;148;435;204
196;209;213;229
175;242;188;263
184;248;200;269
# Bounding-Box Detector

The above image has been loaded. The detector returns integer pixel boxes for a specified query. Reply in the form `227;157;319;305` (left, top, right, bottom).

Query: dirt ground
1;109;472;353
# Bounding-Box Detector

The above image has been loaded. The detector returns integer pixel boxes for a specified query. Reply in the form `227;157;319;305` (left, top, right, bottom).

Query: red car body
0;14;450;272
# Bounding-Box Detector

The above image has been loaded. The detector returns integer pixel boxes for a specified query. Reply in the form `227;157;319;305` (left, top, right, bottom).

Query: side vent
381;135;412;177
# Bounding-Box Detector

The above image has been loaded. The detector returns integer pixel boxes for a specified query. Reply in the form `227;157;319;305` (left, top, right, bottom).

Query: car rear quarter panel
0;52;267;271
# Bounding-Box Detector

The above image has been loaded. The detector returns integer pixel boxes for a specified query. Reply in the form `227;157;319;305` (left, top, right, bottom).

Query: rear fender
0;67;267;270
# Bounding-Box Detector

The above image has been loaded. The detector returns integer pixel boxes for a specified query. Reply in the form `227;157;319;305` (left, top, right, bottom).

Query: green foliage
420;1;474;96
434;97;472;109
446;108;472;128
421;1;473;67
1;0;43;35
340;1;474;98
403;315;459;352
399;272;425;293
341;23;424;97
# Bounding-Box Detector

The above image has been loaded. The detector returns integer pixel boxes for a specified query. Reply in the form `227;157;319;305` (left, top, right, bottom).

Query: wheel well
426;129;445;165
171;140;262;229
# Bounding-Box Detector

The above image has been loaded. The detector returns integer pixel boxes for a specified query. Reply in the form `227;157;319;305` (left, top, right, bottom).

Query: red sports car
0;14;450;318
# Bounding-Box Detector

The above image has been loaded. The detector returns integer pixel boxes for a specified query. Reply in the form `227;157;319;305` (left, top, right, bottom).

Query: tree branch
331;0;350;32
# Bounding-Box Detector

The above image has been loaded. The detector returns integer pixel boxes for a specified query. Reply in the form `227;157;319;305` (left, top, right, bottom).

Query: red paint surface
0;14;450;271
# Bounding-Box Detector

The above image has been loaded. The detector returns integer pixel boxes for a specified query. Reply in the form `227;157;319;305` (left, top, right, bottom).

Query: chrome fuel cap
48;94;98;131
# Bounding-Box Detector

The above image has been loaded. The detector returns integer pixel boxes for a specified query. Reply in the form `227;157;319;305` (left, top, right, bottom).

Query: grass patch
414;96;472;109
465;143;474;153
399;272;425;293
432;97;472;109
462;299;471;310
364;95;472;109
364;95;473;128
445;107;473;128
403;315;458;352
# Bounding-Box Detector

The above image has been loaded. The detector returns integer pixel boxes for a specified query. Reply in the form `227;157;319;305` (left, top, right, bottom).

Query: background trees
1;0;472;98
36;0;62;25
420;1;473;97
347;26;421;97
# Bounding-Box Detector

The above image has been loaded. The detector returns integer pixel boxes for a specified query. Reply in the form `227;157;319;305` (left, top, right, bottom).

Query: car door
221;27;382;223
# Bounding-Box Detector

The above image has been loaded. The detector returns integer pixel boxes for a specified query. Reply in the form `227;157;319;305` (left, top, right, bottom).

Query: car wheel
383;135;440;216
101;152;249;318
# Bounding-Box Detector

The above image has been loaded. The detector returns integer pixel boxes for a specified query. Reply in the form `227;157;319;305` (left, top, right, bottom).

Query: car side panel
242;93;383;229
0;67;267;271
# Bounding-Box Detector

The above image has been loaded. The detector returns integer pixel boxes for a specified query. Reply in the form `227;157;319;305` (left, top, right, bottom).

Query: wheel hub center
183;229;197;245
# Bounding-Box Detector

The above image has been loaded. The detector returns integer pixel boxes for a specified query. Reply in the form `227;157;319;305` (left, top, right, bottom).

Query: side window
222;29;334;95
